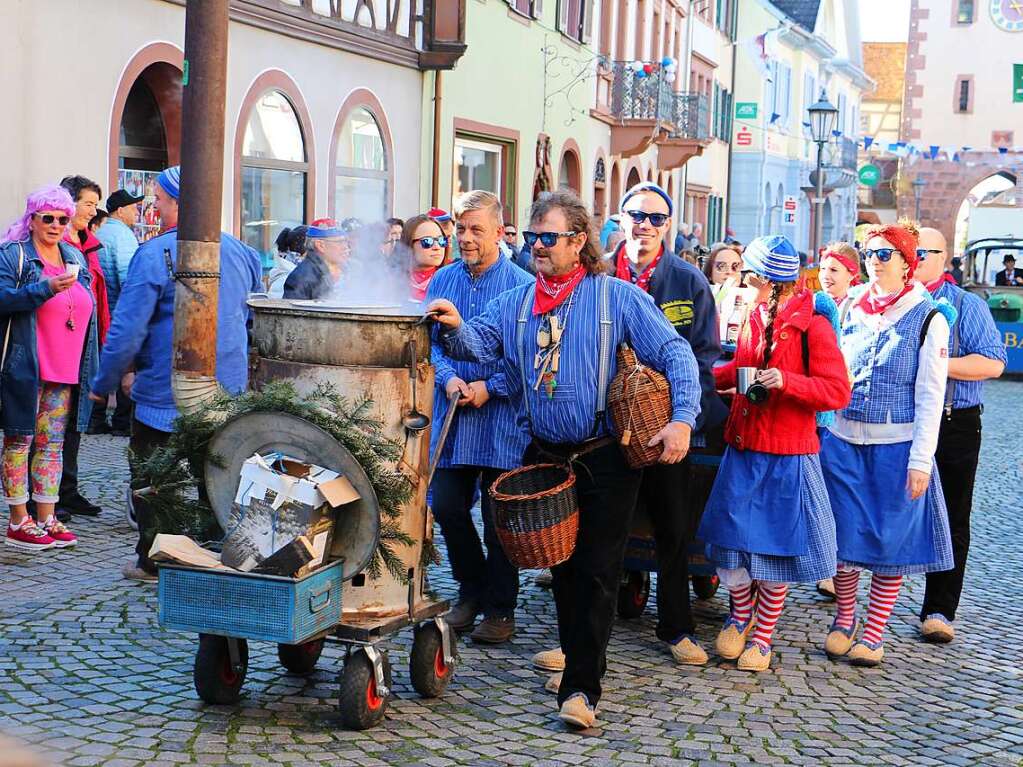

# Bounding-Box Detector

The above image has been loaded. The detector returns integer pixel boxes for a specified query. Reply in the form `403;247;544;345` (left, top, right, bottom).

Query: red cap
427;208;452;222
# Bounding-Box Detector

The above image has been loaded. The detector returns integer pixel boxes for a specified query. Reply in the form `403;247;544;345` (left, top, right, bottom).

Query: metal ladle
403;339;430;433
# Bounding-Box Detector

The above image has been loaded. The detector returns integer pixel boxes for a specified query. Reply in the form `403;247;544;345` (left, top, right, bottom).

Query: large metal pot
247;298;435;620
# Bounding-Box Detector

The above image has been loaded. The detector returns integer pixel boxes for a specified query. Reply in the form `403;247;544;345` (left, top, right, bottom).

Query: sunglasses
35;214;70;226
861;247;898;262
522;230;578;248
623;210;670;227
714;261;741;272
414;235;449;249
916;248;943;260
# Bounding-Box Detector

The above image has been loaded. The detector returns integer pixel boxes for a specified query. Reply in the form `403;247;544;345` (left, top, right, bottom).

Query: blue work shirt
932;280;1007;409
427;257;532;471
441;273;701;446
91;228;263;432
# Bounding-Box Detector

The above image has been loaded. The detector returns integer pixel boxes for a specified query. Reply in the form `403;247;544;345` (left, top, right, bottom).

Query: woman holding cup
818;221;953;667
696;235;851;671
0;185;99;552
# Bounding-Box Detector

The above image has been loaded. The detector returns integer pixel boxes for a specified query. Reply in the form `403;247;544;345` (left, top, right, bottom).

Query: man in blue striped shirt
429;190;701;731
916;228;1006;644
426;191;532;645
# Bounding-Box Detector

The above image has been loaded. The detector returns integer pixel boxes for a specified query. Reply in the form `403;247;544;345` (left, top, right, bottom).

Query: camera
745;381;770;404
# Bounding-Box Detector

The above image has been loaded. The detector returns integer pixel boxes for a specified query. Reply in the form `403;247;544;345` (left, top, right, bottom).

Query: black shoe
110;427;131;438
446;599;480;633
469;615;515;644
61;494;102;517
85;422;111;436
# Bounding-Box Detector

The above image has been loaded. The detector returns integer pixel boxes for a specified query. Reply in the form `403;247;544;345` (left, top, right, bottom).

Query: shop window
240;90;309;259
333;106;389;224
453;134;517;211
955;0;974;24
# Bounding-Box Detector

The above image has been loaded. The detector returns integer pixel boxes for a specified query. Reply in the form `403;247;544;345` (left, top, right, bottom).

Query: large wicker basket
489;463;579;569
608;345;672;469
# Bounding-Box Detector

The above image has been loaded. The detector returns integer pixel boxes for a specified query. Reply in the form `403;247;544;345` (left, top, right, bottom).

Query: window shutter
557;0;569;32
581;0;594;41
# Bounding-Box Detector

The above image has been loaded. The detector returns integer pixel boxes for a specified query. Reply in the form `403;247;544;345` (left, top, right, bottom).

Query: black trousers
130;418;172;573
58;393;82;502
921;407;982;622
640;461;696;641
527;440;642;707
431;466;518;618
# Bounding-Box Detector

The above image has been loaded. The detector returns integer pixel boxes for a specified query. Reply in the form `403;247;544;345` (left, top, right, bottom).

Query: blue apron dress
819;430;953;575
697;447;837;583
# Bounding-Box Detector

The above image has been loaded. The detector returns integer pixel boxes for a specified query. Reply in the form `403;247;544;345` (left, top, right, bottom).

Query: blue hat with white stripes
156;166;181;200
742;235;800;282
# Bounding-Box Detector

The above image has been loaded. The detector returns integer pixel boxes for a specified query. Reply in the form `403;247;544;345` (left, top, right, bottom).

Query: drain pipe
431;70;443;209
172;0;230;415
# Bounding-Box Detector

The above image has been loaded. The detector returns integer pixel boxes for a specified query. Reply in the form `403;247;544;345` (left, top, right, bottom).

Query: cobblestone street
1;380;1021;767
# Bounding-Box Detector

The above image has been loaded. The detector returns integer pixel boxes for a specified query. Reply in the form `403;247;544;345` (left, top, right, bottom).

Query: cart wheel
410;623;455;698
692;574;720;601
616;570;650;619
278;638;325;675
339;649;392;730
194;634;248;705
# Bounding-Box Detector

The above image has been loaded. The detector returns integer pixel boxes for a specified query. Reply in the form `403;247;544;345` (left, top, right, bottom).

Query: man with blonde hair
428;189;532;644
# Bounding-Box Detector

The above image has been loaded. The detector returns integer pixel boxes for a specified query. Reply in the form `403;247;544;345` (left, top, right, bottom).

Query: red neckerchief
856;283;914;315
534;264;586;316
925;273;956;294
409;266;439;301
614;243;663;293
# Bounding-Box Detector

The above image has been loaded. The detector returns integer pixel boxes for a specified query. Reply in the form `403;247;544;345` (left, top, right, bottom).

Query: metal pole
812;140;825;256
914;189;922;220
173;0;229;394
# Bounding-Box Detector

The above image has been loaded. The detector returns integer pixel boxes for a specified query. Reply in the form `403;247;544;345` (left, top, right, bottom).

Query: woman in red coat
697;235;851;671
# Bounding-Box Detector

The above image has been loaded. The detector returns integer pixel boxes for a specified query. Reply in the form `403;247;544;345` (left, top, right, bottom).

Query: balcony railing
670;92;710;141
609;61;675;123
829;137;858;171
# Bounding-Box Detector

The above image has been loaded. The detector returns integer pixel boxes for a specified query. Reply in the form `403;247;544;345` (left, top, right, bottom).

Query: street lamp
912;176;927;221
808;89;838;257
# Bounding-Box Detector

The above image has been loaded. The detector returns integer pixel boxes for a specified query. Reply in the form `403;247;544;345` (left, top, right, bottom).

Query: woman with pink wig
0;185;99;553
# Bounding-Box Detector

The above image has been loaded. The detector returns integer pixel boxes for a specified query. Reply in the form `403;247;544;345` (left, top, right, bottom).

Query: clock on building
991;0;1023;31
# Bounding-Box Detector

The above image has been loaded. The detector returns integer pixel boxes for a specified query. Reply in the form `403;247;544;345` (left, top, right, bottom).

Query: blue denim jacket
0;239;98;435
91;229;263;431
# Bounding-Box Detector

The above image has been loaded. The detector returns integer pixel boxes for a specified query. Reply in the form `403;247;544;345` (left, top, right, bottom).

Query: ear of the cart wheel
203;411;381;581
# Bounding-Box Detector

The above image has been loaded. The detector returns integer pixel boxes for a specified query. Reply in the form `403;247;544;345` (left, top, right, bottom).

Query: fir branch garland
133;381;416;582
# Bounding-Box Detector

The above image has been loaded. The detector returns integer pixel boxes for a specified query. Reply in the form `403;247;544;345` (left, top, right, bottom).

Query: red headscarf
821;248;861;286
864;222;920;280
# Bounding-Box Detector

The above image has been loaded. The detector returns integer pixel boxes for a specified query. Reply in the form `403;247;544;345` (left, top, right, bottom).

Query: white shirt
829;283;950;474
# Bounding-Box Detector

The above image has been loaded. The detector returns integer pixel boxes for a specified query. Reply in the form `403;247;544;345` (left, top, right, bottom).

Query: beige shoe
920;615;955;644
824;618;859;658
816;578;837;600
737;642;772;672
715;617;754;660
847;640;884;667
558;693;596;729
668;636;708;666
544;672;562;694
532;646;566;671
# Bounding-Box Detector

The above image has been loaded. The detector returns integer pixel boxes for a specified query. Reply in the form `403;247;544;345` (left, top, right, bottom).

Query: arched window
240;90;309;259
333;107;389;223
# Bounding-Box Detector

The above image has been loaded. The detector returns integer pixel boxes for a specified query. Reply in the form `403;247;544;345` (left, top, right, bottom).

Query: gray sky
858;0;911;42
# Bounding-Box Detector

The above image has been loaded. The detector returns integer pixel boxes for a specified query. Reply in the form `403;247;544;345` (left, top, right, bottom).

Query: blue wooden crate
158;560;343;644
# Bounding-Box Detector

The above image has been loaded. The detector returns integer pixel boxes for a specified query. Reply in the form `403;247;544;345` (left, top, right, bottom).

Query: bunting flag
770;112;781;124
863;136;874;150
929;145;939;159
999;146;1009;154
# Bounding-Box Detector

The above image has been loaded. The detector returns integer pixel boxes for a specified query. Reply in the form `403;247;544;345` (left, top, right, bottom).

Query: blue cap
742;235;800;282
156;166;181;200
307;218;345;239
619;182;673;216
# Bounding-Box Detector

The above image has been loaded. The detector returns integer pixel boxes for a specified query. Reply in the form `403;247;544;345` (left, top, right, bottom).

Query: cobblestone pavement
2;381;1023;767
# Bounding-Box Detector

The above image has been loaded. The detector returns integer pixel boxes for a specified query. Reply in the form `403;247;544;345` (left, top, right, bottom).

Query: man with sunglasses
425;191;532;645
428;189;700;729
913;227;1005;644
610;182;728;666
282;219;351;300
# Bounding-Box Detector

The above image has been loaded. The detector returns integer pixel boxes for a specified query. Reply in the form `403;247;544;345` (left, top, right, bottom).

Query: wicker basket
608;345;672;469
489;463;579;569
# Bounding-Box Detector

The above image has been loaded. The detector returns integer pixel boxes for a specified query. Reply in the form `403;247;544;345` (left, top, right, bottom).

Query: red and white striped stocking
833;569;861;630
751;582;788;648
728;581;755;625
862;573;903;645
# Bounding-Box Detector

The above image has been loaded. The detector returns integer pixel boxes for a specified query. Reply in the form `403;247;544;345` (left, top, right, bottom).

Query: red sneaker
5;519;56;551
41;518;77;548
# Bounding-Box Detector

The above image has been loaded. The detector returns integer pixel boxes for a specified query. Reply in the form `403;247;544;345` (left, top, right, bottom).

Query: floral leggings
2;382;72;505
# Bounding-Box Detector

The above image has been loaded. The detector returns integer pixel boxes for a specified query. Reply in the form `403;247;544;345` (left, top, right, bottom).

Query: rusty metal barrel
247;297;435;622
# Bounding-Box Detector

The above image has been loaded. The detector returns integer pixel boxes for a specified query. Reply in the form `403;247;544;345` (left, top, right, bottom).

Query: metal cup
736;367;758;396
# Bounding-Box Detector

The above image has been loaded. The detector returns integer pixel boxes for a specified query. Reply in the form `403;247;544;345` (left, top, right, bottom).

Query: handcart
617;451;722;619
